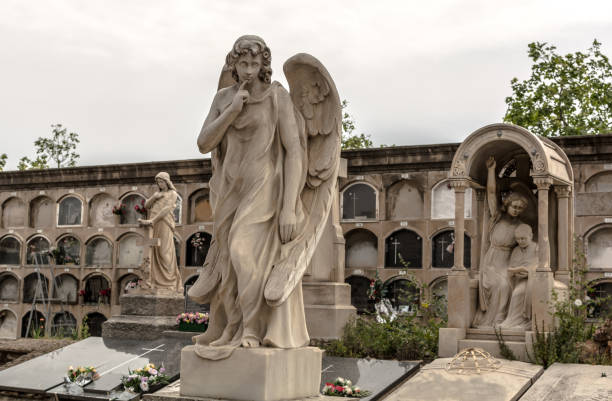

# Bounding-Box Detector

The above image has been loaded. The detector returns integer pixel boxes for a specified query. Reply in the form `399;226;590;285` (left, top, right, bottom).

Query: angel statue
188;35;341;360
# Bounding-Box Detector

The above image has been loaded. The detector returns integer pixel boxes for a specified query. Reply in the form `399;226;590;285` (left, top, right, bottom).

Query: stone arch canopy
450;123;573;185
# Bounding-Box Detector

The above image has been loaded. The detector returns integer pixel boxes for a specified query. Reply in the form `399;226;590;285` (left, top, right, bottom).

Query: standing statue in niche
188;35;341;360
473;156;531;328
138;172;182;293
499;224;538;330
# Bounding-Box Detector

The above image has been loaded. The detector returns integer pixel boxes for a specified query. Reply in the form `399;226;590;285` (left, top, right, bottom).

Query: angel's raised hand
229;80;250;113
486;156;496;169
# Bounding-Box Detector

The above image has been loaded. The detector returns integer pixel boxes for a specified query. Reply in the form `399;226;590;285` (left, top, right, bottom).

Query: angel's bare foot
241;336;261;348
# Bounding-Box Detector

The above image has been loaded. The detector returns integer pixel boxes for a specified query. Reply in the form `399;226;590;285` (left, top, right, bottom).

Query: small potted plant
121;363;169;394
176;312;209;332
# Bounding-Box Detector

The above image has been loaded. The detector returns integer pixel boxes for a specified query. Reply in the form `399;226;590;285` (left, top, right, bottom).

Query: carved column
451;180;467;271
533;177;553;272
474;189;486;273
554;185;572;276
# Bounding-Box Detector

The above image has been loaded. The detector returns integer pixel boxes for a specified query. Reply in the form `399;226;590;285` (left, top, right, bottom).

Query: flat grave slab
382;357;543;401
0;335;191;400
519;362;612;401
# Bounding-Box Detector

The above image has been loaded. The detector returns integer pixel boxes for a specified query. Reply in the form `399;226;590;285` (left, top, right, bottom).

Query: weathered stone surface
520;362;612;401
120;294;184;316
180;346;322;401
383;357;543;401
101;315;176;340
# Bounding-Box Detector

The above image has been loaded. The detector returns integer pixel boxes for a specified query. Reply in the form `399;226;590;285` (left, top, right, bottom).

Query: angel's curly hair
501;192;528;213
225;35;272;84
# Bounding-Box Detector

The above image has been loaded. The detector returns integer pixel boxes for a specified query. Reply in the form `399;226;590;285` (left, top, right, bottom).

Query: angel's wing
264;53;342;307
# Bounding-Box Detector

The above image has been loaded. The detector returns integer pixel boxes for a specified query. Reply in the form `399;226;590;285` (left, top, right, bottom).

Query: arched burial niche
21;310;45;338
589;281;612;318
117;233;144;267
188;188;212;223
174;195;182;224
0;310;17;339
184;274;209;312
2;197;26;228
85;237;112;267
0;236;21;265
30;196;54;228
0;274;18;302
431;230;471;268
26;236;51;265
585;171;612;192
586;226;612;269
342;182;377;220
51;312;77;337
118;273;140;302
345;229;378;269
23;273;48;303
386;180;423;220
57;196;82;226
345;275;373;313
86;312;107;337
384;277;420;314
445;123;574;335
56;235;81;265
430;277;448;318
53;274;78;304
186;232;212;267
384;229;422;268
89;193;115;227
120;194;146;225
431;180;472;219
83;275;110;305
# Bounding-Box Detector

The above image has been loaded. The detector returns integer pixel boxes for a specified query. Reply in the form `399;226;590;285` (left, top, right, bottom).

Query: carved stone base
180;346;322;401
303;282;355;339
120;293;184;316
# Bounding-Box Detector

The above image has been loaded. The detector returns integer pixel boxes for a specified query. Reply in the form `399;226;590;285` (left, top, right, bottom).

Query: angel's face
156;178;168;191
507;200;526;217
236;52;263;84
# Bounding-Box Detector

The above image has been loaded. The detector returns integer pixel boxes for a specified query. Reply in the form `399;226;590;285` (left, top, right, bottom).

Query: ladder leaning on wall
24;251;68;338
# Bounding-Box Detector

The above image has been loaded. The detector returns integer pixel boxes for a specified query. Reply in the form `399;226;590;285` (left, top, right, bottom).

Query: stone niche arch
56;235;81;266
0;273;19;302
117;233;144;267
89;193;115;227
0;236;21;265
188;188;212;223
26;235;51;265
431;230;471;268
51;312;77;336
85;236;113;267
174;194;183;224
384;229;422;268
186;232;212;267
83;274;110;305
386;180;423;220
119;193;146;225
2;197;26;228
345;229;378;269
53;274;78;304
588;280;612;318
30;196;54;228
345;275;372;313
57;195;83;226
383;277;420;314
341;182;378;221
585;171;612;193
431;180;472;219
86;312;107;337
23;273;48;303
585;225;612;269
183;274;209;313
117;273;141;303
21;310;46;338
0;309;18;339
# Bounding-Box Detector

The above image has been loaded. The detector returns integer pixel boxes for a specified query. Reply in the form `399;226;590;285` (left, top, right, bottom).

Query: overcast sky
1;1;611;170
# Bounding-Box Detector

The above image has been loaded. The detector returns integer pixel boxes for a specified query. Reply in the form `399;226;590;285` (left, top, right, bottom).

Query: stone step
466;328;526;342
457;339;529;362
102;315;177;341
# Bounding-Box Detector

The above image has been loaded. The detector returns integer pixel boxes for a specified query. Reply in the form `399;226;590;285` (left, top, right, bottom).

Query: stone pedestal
303;282;355;340
180;346;322;401
102;293;184;340
531;271;554;330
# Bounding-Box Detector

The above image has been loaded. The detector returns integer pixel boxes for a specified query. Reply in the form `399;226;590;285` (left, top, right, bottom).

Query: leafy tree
341;100;373;149
0;153;6;171
19;124;80;170
504;40;612;137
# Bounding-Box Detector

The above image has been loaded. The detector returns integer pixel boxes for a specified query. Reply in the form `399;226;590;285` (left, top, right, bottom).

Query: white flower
148;368;158;375
574;299;583;307
345;387;352;395
139;381;149;392
346;380;352;386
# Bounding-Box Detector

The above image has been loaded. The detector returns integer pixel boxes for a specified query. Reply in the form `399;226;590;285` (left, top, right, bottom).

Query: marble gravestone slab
321;356;420;400
382;358;543;401
0;335;191;399
519;363;612;401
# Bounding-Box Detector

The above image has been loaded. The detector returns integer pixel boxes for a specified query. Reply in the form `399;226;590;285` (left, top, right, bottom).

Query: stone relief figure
473;156;530;328
499;224;538;330
138;172;182;293
188;35;341;360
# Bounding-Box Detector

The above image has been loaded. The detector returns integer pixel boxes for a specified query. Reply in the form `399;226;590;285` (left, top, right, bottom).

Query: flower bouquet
176;312;209;332
112;203;126;216
134;199;147;216
67;366;99;387
322;377;370;398
367;272;387;304
121;363;169;394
